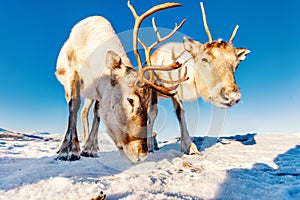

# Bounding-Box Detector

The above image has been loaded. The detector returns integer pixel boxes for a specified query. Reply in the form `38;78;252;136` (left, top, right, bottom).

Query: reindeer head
183;2;250;108
103;51;150;163
100;1;187;163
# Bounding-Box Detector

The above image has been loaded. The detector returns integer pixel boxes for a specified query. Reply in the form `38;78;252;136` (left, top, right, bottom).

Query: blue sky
0;0;299;139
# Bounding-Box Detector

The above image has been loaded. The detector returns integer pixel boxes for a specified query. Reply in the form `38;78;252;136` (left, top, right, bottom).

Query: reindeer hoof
188;143;200;155
184;143;200;155
148;149;154;153
56;153;81;161
81;150;98;158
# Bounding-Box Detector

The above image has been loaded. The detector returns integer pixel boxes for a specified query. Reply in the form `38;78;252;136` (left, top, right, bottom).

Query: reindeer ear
183;36;202;54
106;51;123;86
106;51;122;69
236;48;250;61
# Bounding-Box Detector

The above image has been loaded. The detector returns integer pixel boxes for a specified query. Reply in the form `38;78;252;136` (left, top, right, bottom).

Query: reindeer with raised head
147;2;250;153
55;0;187;163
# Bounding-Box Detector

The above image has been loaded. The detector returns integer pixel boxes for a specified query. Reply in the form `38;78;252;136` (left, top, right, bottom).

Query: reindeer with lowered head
55;1;187;163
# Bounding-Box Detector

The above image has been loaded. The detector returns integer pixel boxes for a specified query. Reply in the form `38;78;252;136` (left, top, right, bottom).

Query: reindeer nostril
220;88;229;101
230;97;240;105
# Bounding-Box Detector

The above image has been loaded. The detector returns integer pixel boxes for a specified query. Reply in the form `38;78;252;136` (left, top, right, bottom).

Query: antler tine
143;79;179;96
200;2;213;43
149;17;187;54
152;17;161;40
127;0;182;82
141;61;182;74
127;0;139;19
141;63;182;96
159;66;189;84
229;25;239;43
141;17;186;82
140;61;183;94
141;62;189;84
127;0;143;73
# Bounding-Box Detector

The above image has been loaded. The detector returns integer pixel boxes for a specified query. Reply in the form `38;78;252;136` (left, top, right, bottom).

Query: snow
0;129;300;200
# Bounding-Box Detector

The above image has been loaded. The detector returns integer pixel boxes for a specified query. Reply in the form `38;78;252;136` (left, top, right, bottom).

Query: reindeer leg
56;98;81;161
81;100;100;157
56;72;81;161
147;90;158;152
81;98;94;142
172;95;199;155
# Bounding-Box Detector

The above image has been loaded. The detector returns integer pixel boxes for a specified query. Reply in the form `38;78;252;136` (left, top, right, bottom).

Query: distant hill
0;128;7;132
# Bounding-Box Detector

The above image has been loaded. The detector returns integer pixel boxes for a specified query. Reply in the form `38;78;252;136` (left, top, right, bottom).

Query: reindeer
147;2;250;153
81;2;250;155
55;1;187;163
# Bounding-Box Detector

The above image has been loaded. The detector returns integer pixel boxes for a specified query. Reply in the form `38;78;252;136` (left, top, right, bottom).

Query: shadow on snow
214;145;300;200
159;133;257;152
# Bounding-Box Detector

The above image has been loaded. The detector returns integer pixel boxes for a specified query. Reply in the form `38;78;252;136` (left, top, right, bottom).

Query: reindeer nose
229;97;240;105
221;88;241;105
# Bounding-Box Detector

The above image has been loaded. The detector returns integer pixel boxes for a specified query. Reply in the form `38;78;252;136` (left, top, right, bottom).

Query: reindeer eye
202;58;209;63
127;98;134;106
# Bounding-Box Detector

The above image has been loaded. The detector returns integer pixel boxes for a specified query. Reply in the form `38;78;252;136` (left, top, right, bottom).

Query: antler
138;17;187;82
127;0;188;96
140;62;184;95
229;25;239;43
200;2;212;43
200;2;239;43
159;66;188;84
139;17;187;66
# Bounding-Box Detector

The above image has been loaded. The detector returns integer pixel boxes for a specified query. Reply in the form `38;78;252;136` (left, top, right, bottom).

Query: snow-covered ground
0;128;300;200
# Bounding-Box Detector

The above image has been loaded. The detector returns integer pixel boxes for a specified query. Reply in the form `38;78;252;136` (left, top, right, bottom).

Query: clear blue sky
0;0;299;139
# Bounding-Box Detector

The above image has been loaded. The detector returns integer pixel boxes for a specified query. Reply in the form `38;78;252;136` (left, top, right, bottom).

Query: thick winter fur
56;16;150;163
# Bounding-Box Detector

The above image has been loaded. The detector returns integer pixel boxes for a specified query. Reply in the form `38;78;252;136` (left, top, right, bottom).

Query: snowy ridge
0;129;300;199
